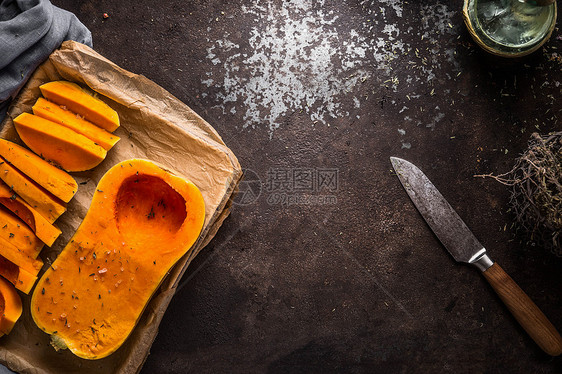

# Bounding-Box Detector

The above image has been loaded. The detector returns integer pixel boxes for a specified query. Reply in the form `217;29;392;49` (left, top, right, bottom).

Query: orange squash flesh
0;255;37;294
0;206;43;258
0;155;66;223
33;98;120;151
14;113;107;172
0;139;77;203
0;182;61;247
0;237;43;276
0;276;22;334
39;81;120;132
31;159;205;359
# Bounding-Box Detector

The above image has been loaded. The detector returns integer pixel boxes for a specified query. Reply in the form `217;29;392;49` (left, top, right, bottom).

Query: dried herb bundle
482;132;562;256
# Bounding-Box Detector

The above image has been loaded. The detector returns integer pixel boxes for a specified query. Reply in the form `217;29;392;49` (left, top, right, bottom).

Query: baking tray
0;41;241;374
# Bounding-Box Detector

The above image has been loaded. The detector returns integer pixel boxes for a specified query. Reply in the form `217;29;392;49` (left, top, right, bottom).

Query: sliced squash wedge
0;206;43;258
0;139;77;203
33;98;120;151
0;254;37;294
0;155;66;223
39;81;119;132
0;182;60;246
13;113;107;172
0;276;23;334
0;237;43;276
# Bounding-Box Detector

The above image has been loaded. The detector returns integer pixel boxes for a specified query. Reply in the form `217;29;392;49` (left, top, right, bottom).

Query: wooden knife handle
482;263;562;356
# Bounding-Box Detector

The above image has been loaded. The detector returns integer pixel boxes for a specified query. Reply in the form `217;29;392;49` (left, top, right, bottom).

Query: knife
390;156;562;356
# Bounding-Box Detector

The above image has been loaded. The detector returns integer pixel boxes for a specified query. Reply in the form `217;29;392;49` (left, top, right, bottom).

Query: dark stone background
41;1;562;373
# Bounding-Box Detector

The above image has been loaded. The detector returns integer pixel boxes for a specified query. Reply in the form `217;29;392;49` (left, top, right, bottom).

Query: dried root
477;132;562;256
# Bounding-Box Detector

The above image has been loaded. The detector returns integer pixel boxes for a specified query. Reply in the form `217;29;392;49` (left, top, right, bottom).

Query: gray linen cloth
0;0;92;122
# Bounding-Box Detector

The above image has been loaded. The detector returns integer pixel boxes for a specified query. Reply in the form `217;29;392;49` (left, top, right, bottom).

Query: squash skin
31;159;205;359
0;276;22;334
39;81;120;132
14;113;107;172
0;255;37;294
33;98;120;151
0;155;66;224
0;139;77;203
0;182;61;247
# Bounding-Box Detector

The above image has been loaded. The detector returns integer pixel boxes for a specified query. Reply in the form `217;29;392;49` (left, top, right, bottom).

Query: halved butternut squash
33;98;120;151
39;81;119;132
0;155;66;223
0;139;77;203
0;206;43;258
31;159;205;359
0;182;61;247
0;237;43;276
0;276;22;334
0;254;37;294
14;113;107;172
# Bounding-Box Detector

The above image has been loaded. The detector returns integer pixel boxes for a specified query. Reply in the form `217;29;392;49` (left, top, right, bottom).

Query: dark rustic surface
40;1;562;373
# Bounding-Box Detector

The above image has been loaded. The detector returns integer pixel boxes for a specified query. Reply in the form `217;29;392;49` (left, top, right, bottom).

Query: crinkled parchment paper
0;41;242;374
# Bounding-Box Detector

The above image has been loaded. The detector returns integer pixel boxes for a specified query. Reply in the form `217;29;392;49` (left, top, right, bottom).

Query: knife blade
390;157;492;269
391;156;562;356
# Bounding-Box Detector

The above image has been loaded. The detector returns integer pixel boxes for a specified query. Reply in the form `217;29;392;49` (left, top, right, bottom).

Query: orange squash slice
33;98;120;151
0;236;43;276
0;276;23;334
0;182;60;246
31;159;205;359
0;155;66;223
0;206;43;258
0;254;37;294
39;81;119;132
0;139;77;203
14;113;107;172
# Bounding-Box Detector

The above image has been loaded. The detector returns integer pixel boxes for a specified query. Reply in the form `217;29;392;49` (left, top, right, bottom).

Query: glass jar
463;0;557;57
